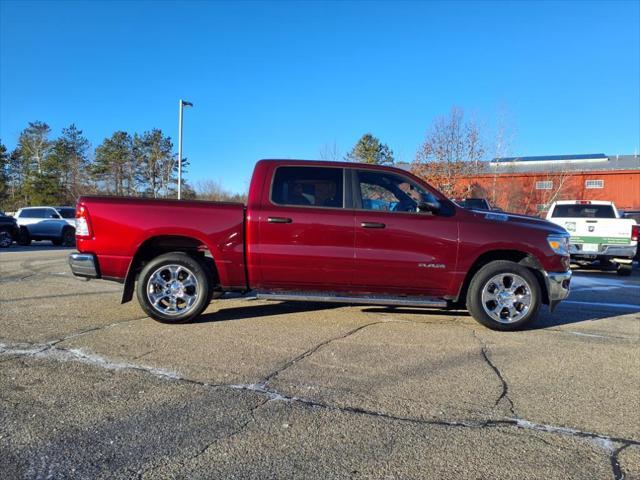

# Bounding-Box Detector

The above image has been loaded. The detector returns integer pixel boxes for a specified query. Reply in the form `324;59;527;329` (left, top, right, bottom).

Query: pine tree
137;129;177;198
50;124;90;203
0;142;8;207
15;121;56;204
93;132;133;195
345;133;394;165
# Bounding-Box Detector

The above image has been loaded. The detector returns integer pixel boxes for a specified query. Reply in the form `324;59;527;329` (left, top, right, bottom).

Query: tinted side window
271;167;344;208
356;170;436;213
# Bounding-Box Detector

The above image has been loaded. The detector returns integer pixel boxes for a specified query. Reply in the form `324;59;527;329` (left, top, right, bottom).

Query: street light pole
177;99;193;200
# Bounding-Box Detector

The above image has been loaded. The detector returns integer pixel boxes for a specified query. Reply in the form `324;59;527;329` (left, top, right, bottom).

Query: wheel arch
453;249;550;307
121;235;219;304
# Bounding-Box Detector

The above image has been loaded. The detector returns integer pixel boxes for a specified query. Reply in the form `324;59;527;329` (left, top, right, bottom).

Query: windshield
551;204;616;218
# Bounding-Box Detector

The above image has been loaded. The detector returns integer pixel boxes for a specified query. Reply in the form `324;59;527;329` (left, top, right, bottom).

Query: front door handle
268;217;293;224
361;222;386;229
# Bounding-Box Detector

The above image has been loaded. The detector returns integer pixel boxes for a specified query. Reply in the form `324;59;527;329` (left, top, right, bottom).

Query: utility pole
177;99;193;199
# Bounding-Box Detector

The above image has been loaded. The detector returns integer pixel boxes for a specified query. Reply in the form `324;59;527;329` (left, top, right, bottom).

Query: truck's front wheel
137;252;213;323
466;260;541;331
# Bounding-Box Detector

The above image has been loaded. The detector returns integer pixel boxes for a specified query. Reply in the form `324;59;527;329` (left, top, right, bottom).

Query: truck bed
75;196;247;289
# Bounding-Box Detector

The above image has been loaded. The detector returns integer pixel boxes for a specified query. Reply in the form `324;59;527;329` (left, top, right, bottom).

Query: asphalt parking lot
1;246;639;479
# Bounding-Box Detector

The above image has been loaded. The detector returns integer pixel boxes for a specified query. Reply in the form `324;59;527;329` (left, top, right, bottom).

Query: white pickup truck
546;200;638;276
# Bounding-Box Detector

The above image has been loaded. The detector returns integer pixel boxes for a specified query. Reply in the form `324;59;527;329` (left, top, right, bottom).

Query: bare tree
489;108;516;205
319;142;341;162
412;107;485;197
195;180;246;203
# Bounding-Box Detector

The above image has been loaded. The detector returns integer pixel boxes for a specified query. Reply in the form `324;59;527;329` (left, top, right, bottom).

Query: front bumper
543;270;572;312
68;252;100;279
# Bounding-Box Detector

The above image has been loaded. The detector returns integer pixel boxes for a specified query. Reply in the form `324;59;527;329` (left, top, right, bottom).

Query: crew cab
546;200;638;276
69;160;572;331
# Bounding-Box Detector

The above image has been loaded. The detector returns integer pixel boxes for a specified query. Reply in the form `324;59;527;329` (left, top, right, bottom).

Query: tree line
0;121;194;211
1;107;513;212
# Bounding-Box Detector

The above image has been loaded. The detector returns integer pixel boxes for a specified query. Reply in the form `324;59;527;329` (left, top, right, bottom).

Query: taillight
632;225;639;242
75;205;92;238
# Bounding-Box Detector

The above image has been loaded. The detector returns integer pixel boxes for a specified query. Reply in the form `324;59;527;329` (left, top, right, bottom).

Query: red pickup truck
69;159;571;330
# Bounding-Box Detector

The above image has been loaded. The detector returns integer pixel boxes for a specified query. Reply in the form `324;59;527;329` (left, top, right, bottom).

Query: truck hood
471;210;568;235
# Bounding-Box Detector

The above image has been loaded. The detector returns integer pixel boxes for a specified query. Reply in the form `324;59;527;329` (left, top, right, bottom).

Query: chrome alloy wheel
146;264;199;316
480;273;532;324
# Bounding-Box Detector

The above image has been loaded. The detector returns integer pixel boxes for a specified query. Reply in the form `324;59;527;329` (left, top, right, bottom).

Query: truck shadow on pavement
197;299;638;331
364;304;639;330
195;300;342;324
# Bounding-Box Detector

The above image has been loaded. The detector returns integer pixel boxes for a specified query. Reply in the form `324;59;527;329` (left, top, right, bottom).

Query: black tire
466;260;542;331
17;227;31;246
0;228;12;248
617;264;632;277
136;252;213;324
61;227;76;247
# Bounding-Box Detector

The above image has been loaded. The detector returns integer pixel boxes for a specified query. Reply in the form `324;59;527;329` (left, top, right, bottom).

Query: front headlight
547;234;570;255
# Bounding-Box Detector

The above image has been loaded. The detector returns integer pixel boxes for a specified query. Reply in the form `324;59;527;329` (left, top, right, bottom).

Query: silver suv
15;206;76;246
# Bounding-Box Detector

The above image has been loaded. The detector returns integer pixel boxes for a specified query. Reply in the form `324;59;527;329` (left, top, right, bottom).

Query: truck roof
256;158;401;173
551;200;615;206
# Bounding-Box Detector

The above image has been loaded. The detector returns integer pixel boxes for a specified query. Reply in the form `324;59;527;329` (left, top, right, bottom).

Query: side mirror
418;200;440;214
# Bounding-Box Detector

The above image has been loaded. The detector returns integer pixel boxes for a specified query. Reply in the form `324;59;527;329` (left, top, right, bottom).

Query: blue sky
1;0;638;193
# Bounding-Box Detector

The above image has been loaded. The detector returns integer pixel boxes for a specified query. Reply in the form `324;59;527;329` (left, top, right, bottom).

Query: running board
255;292;447;308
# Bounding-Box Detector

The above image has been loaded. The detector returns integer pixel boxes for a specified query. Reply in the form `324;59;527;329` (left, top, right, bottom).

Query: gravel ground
1;246;639;479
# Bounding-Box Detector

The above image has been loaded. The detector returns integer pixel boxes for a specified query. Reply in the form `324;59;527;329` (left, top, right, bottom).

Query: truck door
352;169;458;296
254;165;354;289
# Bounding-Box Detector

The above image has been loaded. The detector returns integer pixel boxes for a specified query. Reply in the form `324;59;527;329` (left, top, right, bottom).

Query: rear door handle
268;217;293;224
361;222;386;229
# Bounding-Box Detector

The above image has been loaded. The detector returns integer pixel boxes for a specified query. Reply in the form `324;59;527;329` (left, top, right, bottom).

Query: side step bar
255;292;447;308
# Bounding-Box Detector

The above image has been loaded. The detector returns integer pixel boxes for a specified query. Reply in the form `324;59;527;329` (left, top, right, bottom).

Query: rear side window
551;204;616;218
271;167;344;208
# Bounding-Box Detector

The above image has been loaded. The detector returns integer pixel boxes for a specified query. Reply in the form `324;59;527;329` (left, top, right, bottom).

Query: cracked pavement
1;247;639;479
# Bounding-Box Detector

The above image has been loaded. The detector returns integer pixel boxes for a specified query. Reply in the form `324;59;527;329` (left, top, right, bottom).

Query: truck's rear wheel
136;252;213;323
466;260;541;331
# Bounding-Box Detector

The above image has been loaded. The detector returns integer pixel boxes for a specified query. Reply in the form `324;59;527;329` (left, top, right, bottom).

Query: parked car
546;200;638;276
0;211;19;248
69;159;572;331
15;206;76;246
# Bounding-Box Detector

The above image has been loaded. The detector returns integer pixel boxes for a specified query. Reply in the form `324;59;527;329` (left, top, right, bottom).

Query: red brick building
457;154;640;215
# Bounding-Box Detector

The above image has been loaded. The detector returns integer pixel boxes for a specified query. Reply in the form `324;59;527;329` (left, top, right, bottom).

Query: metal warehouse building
458;154;640;215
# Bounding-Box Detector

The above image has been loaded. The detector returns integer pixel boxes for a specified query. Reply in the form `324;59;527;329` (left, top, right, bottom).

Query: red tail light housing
75;204;92;238
632;225;639;242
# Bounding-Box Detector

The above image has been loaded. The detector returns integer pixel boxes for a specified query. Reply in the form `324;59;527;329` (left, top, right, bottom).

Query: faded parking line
563;300;640;310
